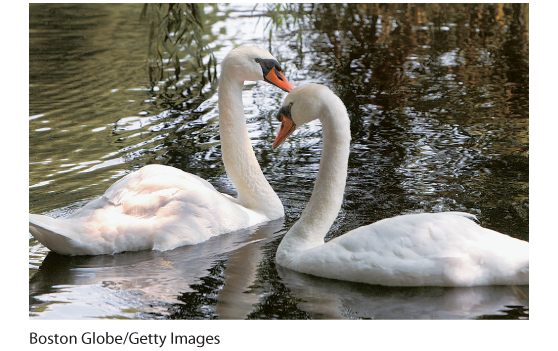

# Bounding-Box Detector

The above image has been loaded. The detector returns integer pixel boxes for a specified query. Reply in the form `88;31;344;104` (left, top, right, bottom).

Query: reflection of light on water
78;157;125;174
29;3;529;320
439;50;466;67
29;180;53;188
29;114;45;121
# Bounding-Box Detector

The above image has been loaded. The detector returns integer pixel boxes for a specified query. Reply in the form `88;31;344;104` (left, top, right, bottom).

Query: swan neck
217;73;282;217
279;103;351;253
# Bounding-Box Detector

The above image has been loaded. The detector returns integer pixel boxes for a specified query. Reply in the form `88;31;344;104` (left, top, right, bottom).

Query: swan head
273;84;343;150
221;46;295;92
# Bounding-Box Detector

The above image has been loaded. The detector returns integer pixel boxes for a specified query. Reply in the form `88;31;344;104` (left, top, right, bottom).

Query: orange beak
265;67;295;92
272;113;296;150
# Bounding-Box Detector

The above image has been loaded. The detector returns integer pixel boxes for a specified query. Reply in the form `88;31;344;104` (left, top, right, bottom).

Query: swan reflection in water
29;214;528;320
29;216;529;319
29;219;285;319
276;265;528;319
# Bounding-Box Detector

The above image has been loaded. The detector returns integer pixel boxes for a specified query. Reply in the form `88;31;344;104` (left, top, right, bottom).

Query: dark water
29;3;529;320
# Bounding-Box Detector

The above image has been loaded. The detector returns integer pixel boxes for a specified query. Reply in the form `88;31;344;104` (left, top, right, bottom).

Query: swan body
273;84;529;287
29;46;295;256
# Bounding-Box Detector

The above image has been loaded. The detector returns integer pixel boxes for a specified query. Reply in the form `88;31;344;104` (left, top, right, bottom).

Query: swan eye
286;102;294;114
276;102;294;121
256;58;283;76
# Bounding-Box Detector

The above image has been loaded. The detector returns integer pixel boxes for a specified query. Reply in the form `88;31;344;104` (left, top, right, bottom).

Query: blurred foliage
252;3;308;47
140;3;218;109
263;3;529;139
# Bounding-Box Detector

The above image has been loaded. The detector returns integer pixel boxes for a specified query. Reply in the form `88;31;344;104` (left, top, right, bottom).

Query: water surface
29;3;529;320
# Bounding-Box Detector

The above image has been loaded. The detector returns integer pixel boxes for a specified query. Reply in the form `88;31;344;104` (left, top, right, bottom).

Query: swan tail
29;214;84;256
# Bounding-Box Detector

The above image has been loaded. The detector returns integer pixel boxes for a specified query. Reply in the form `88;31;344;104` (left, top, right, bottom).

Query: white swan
272;84;529;287
29;46;295;256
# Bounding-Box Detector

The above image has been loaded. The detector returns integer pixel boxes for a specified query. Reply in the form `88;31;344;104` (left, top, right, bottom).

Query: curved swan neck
217;73;283;216
279;99;351;254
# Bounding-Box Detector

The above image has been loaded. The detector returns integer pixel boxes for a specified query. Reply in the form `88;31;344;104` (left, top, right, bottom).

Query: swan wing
100;164;218;207
30;164;261;255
